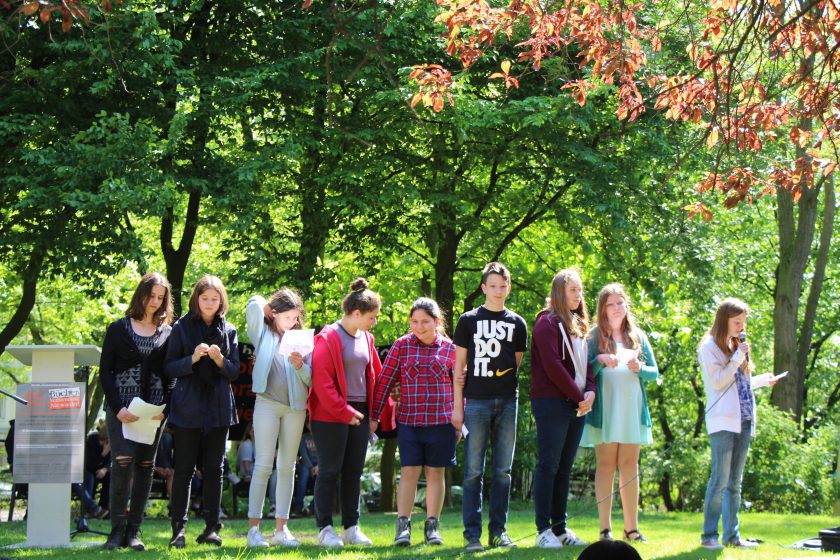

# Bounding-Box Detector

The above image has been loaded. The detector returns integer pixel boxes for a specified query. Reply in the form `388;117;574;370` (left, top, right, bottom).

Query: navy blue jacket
164;312;240;429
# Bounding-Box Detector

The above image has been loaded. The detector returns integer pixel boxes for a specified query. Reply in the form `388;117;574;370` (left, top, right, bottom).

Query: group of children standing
96;261;767;552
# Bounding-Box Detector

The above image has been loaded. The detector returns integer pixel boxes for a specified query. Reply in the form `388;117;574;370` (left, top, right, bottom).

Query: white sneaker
536;529;563;549
318;525;344;547
557;528;588;546
246;526;269;548
342;525;373;546
270;525;301;547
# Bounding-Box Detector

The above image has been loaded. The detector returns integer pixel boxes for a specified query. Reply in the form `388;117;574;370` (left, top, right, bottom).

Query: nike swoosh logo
495;368;513;377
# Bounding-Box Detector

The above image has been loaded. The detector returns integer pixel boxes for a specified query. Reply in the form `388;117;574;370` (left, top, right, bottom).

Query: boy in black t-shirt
452;262;528;552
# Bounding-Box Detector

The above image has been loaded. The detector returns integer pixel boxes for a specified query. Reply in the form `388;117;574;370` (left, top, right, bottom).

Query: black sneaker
424;517;443;545
490;532;516;548
465;537;484;552
169;522;186;549
394;516;411;546
125;525;145;551
103;524;125;550
196;526;222;546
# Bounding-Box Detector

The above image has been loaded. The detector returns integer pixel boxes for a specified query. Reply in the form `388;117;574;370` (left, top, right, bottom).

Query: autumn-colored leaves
8;0;101;32
412;0;838;215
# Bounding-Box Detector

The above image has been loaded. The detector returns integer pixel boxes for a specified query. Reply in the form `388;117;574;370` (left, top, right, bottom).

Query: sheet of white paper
122;397;165;445
461;424;469;438
278;329;315;357
616;347;638;364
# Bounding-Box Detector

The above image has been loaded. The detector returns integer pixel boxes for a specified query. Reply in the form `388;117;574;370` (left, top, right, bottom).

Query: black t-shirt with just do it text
453;306;528;400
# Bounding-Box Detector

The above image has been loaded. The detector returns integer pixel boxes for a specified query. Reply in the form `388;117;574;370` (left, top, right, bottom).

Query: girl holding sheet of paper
99;271;173;551
164;275;240;549
243;288;311;548
580;283;658;543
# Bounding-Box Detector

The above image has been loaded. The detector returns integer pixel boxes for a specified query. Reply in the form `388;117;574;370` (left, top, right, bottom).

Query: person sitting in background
234;426;278;518
154;426;175;501
73;428;111;519
291;424;318;517
236;425;255;482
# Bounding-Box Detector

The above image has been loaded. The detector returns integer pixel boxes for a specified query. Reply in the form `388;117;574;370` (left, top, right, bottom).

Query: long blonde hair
594;283;641;353
543;269;589;338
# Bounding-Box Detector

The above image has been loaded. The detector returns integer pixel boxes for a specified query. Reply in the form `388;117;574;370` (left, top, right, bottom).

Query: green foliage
0;0;837;516
744;406;837;514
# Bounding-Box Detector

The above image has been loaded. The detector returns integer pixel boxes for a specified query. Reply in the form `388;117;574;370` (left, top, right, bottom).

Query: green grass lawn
0;505;836;559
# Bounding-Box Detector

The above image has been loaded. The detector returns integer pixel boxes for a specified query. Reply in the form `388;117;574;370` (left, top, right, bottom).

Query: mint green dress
580;342;653;446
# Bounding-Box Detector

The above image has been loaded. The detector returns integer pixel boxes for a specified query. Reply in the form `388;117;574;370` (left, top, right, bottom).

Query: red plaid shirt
371;333;456;427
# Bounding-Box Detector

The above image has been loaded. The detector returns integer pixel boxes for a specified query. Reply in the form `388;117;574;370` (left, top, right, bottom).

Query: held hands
577;391;595;416
454;367;466;388
96;467;108;480
289;351;304;370
192;343;210;364
207;344;224;367
369;420;379;433
116;407;140;423
350;410;364;426
597;354;619;368
627;350;642;373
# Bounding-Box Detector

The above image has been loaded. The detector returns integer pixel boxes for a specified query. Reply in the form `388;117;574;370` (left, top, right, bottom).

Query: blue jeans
73;472;98;513
292;464;311;512
461;398;517;541
531;398;585;534
702;421;752;544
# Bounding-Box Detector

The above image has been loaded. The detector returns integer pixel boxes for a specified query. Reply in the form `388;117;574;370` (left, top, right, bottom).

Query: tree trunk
160;189;202;318
0;250;44;355
771;168;822;419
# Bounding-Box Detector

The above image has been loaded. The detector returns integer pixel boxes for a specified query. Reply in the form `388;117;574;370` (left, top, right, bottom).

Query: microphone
738;332;749;367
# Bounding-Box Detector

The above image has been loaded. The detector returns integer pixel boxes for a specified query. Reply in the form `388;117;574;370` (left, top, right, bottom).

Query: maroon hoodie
529;310;596;401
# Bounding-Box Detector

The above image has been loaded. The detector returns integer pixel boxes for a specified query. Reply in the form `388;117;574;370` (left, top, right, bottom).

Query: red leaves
15;0;94;31
20;1;39;15
683;202;713;221
488;60;519;89
562;80;596;107
408;65;454;113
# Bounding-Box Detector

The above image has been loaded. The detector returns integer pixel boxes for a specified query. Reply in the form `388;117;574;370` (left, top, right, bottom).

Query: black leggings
170;425;228;527
312;402;370;529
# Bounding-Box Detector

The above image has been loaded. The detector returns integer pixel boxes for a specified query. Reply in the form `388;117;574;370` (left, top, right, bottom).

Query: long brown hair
266;288;306;332
125;272;173;327
594;283;641;353
706;297;754;373
187;275;229;318
543;269;589;338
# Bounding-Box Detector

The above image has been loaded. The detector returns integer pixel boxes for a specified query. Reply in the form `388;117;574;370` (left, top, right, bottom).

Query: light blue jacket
246;295;312;411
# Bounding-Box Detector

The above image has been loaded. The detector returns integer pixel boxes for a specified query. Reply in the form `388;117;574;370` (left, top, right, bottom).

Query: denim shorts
397;423;457;467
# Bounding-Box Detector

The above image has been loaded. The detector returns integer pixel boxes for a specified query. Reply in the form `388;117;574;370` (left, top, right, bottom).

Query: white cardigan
698;336;765;437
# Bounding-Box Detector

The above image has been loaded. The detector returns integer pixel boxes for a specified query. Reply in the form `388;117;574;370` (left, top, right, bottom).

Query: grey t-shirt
264;344;290;405
334;321;368;401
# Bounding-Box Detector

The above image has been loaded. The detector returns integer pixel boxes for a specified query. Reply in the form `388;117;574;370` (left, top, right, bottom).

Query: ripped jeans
105;408;163;528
